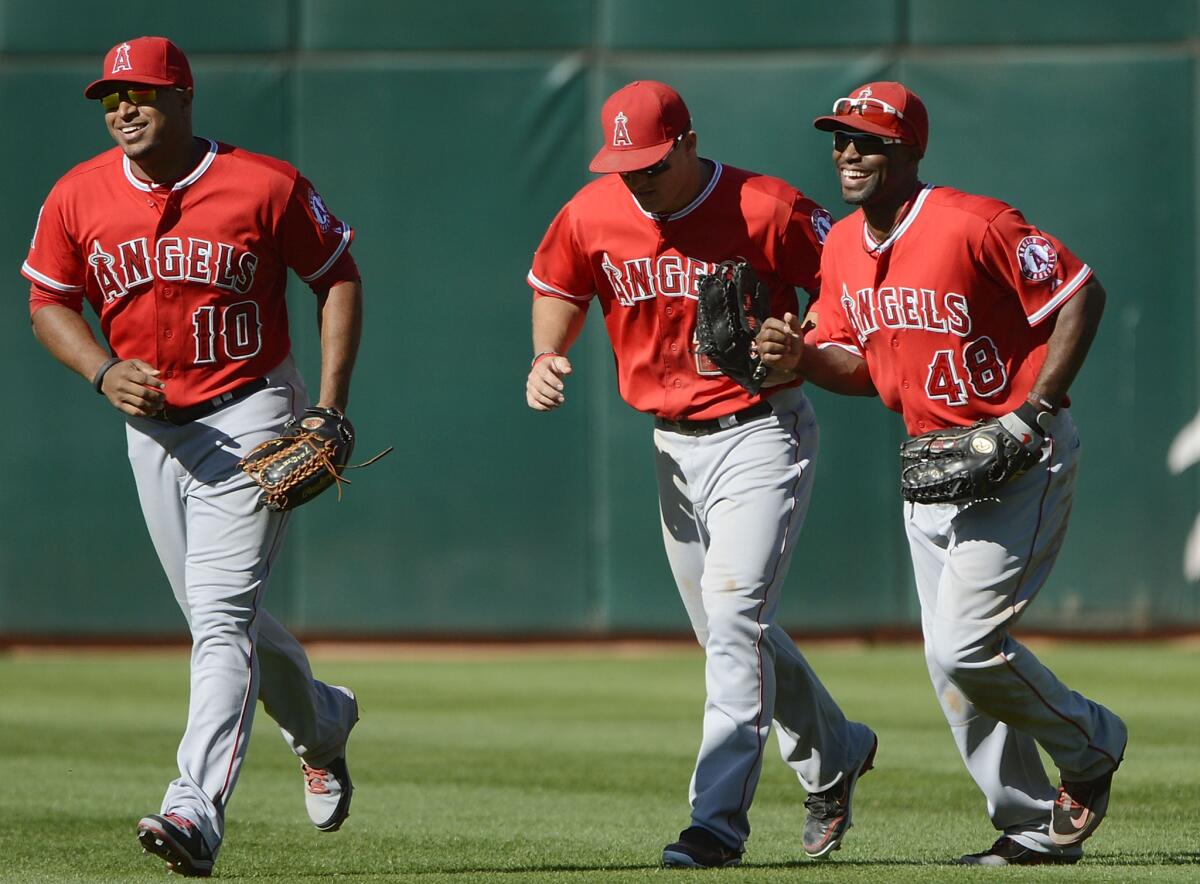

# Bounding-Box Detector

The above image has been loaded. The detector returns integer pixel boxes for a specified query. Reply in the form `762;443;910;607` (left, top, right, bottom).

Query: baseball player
758;81;1128;866
525;80;877;868
22;37;362;876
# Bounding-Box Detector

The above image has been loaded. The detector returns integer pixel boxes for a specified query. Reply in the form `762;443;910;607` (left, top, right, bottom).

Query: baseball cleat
137;813;214;877
662;826;743;868
1050;768;1115;847
802;731;877;859
957;836;1082;866
302;686;358;832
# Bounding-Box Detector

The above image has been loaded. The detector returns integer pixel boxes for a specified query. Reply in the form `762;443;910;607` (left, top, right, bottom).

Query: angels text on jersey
86;235;260;302
838;282;1010;407
602;252;717;307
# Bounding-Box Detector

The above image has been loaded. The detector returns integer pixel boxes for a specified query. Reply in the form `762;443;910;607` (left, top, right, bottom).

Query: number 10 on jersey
192;302;263;364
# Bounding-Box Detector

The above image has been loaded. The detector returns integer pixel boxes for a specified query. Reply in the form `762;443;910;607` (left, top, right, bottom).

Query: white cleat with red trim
302;686;358;832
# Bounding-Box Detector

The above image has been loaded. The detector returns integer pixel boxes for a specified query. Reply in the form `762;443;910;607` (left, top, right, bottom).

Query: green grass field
1;641;1197;882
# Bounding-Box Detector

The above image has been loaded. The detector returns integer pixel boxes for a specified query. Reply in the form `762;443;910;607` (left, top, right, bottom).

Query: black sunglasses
833;130;900;152
625;132;687;178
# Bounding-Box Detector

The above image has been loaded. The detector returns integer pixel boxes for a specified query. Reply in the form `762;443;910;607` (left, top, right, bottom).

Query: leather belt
154;378;269;426
654;400;774;436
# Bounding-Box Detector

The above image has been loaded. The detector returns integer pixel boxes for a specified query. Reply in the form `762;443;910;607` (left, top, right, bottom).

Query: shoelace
303;764;331;795
1054;787;1074;812
804;780;848;819
162;812;196;831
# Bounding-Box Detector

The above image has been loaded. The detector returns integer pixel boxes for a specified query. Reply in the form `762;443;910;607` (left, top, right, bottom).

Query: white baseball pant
125;355;359;855
654;386;876;850
905;408;1127;855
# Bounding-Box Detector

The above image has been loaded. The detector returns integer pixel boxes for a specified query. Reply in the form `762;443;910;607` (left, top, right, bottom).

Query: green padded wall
2;0;1196;637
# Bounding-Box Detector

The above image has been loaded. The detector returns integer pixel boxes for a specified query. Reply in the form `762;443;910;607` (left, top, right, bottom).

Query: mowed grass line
0;642;1197;882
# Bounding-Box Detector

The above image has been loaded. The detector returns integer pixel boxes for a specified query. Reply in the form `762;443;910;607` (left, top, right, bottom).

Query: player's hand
757;313;806;382
101;359;167;417
526;354;572;411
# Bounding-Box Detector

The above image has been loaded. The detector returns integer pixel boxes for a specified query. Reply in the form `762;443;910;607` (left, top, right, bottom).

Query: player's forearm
31;305;113;383
315;279;363;412
798;343;878;396
532;295;587;357
1029;277;1106;407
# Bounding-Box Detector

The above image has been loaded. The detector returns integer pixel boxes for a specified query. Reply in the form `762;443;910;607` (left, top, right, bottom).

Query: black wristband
91;357;122;394
1014;400;1051;435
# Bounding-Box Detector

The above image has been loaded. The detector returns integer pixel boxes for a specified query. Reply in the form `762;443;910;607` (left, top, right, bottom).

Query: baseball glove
238;407;363;511
899;408;1046;505
695;260;772;394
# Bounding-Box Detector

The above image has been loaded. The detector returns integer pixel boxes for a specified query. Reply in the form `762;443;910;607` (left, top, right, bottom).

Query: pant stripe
998;439;1120;772
1002;656;1121;771
728;407;807;832
215;511;289;808
1006;438;1055;612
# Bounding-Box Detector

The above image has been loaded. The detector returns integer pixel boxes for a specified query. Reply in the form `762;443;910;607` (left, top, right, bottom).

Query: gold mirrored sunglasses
99;87;184;112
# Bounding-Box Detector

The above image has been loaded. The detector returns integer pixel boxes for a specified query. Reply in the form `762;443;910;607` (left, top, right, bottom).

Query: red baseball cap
84;36;193;99
589;81;691;174
813;81;929;155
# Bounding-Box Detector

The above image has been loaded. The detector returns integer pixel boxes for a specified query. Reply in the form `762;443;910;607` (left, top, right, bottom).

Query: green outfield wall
2;0;1197;637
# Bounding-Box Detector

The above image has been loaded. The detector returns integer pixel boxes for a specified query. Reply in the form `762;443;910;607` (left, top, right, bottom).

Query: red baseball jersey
527;162;830;420
23;139;357;409
813;184;1092;435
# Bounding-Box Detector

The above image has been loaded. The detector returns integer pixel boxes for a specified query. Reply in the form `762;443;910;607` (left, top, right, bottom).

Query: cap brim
84;75;180;99
588;139;675;174
812;114;908;141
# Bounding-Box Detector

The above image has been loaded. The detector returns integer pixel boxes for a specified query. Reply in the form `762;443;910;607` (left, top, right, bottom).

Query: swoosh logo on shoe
1069;811;1090;830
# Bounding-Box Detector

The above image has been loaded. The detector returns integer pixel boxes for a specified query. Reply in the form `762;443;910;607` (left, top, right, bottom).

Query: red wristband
531;350;560;368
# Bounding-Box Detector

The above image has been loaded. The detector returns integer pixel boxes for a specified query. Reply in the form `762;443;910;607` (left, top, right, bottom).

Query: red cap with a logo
84;36;193;99
813;81;929;155
589;81;691;174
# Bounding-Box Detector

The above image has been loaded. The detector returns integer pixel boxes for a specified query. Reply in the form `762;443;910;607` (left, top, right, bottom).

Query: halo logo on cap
111;43;133;75
612;112;632;147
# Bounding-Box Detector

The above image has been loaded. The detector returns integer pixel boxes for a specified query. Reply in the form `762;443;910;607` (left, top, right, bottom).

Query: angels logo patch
1017;235;1058;282
811;208;833;244
308;188;333;232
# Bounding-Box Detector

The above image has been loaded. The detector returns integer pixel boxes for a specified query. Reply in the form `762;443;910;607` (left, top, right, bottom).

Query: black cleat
1050;768;1114;847
802;732;877;859
137;812;214;877
662;826;743;868
958;836;1082;866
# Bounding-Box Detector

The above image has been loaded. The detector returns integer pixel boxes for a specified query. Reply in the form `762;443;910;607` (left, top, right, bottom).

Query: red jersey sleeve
977;208;1092;327
776;196;830;293
280;175;357;293
23;184;87;316
811;274;864;358
527;202;595;302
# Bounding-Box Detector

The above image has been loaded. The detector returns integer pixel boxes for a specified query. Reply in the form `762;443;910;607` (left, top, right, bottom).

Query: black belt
654;400;774;436
154;378;269;425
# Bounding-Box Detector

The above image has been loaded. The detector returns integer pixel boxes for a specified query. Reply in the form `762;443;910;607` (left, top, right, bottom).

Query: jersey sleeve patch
811;208;833;244
1016;235;1058;281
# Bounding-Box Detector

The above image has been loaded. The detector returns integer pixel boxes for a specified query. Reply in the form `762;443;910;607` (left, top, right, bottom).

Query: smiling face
102;83;194;171
832;130;920;209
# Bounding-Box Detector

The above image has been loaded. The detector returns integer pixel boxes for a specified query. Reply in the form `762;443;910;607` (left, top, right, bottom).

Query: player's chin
841;185;872;206
631;192;666;213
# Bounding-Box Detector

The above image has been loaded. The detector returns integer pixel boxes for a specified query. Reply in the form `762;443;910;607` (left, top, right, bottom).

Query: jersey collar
631;160;723;223
861;183;936;255
122;137;218;192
